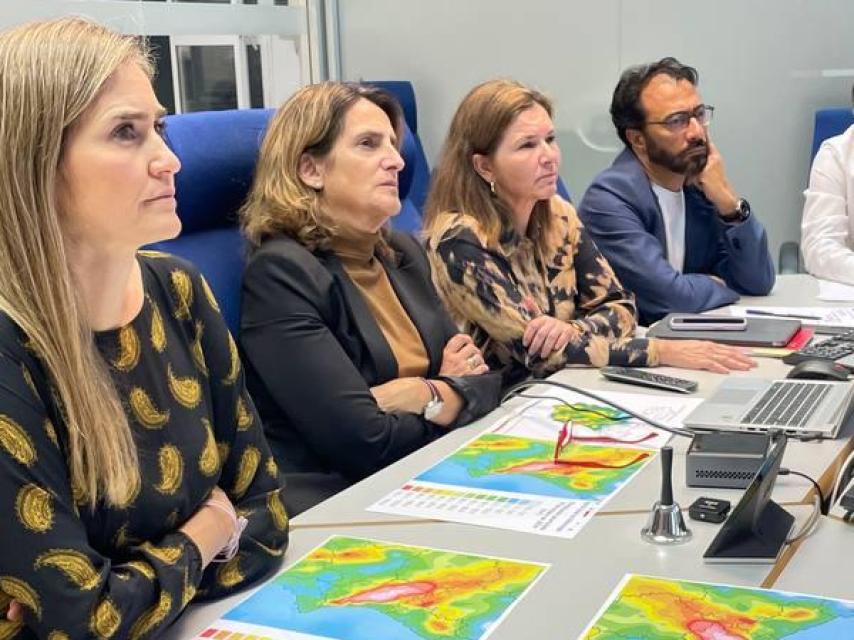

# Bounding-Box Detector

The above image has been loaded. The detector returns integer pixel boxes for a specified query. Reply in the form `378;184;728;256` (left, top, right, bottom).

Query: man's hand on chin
692;142;739;216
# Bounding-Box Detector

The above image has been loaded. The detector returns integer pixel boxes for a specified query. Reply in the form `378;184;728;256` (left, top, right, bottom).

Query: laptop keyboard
742;382;831;428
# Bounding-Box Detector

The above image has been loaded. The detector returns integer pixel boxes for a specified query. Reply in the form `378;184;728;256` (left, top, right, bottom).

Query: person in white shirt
801;120;854;284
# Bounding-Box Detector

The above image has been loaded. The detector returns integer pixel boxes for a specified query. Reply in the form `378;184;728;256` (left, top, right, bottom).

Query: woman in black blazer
240;83;501;516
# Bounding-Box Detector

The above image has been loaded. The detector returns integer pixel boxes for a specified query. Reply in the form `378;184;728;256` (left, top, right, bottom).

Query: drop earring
489;181;496;195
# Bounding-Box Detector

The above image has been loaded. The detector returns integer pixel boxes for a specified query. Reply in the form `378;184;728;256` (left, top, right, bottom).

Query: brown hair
0;17;153;507
241;82;403;250
424;78;555;248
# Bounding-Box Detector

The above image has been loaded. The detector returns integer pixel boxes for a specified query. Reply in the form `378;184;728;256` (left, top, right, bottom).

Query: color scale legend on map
370;480;596;538
197;624;273;639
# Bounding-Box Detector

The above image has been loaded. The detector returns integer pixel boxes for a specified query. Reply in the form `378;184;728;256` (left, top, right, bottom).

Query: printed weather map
492;390;692;451
416;432;652;500
581;574;854;639
214;536;546;640
550;402;656;445
368;390;699;539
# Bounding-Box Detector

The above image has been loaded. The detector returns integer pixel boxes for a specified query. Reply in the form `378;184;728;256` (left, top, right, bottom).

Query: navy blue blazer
578;149;775;325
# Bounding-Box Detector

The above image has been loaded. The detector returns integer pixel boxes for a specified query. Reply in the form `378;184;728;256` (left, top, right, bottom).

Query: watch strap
721;197;750;223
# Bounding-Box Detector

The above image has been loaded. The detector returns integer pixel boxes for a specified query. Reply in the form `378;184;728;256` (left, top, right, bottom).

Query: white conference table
168;509;817;639
287;360;853;530
165;274;854;638
546;363;854;514
290;273;853;528
772;515;854;602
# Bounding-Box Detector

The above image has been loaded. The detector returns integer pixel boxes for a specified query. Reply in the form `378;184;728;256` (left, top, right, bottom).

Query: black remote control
600;366;698;394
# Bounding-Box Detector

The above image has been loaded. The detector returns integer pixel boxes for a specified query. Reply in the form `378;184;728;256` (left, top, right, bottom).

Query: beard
645;134;709;177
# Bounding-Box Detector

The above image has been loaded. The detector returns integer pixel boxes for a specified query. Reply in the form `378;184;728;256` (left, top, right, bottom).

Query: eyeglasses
645;104;714;132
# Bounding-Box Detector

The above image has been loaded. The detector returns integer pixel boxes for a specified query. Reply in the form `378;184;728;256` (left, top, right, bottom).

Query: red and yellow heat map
584;574;854;639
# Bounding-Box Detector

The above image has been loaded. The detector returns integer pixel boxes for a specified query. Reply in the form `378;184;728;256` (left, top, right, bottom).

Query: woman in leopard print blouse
424;79;754;385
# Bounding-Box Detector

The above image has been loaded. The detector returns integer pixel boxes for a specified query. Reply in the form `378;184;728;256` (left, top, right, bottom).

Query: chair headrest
556;176;572;202
398;123;423;198
366;80;418;133
164;106;430;232
164;108;275;234
362;81;426;205
812;108;854;160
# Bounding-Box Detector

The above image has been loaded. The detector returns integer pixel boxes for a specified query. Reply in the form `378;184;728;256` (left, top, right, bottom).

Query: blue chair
148;104;432;331
395;125;431;233
556;177;572;203
811;107;854;161
367;81;431;232
367;80;419;134
147;108;274;334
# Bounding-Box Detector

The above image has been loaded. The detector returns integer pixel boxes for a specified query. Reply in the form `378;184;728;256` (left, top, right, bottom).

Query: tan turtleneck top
331;231;430;378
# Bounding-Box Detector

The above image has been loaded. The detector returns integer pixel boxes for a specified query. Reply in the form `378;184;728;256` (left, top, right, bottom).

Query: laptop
683;377;854;439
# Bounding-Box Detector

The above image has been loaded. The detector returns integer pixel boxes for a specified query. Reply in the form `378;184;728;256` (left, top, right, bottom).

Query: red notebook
785;327;815;350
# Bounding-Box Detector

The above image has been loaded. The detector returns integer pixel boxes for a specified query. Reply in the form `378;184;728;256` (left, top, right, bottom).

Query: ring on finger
467;354;480;370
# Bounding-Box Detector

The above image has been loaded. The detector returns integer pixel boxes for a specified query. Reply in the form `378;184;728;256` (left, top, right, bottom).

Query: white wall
338;0;854;263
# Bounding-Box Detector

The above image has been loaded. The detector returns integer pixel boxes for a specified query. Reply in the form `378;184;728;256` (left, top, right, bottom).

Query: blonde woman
423;79;755;385
240;83;501;516
0;18;287;637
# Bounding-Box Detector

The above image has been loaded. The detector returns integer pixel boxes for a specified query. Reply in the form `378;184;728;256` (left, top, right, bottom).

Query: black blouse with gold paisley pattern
0;252;288;639
426;196;659;384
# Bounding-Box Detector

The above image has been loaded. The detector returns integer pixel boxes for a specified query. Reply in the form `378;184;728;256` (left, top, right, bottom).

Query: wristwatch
421;378;444;421
721;197;751;223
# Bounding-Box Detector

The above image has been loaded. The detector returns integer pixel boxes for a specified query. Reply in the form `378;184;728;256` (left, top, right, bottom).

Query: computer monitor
703;432;795;564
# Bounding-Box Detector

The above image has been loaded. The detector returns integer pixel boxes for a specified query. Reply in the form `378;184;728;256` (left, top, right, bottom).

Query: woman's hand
440;333;488;376
370;377;463;427
370;377;431;414
656;339;756;373
180;486;238;567
523;316;579;359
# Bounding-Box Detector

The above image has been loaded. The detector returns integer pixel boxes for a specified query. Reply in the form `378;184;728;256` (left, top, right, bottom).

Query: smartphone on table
667;315;747;332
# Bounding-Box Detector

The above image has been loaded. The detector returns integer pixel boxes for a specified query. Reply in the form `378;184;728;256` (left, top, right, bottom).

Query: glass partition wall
337;0;854;262
0;0;339;113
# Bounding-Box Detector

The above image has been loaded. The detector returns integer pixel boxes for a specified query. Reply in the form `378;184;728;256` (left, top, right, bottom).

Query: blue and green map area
223;535;545;640
582;574;854;639
415;433;651;501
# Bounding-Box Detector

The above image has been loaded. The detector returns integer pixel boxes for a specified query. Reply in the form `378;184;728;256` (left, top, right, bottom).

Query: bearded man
578;57;774;325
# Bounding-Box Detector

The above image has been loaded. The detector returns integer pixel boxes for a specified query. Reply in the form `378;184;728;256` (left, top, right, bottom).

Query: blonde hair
0;17;153;507
424;79;555;248
242;82;403;250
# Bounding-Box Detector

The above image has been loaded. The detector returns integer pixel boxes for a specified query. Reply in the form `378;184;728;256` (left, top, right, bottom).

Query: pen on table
744;309;823;321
